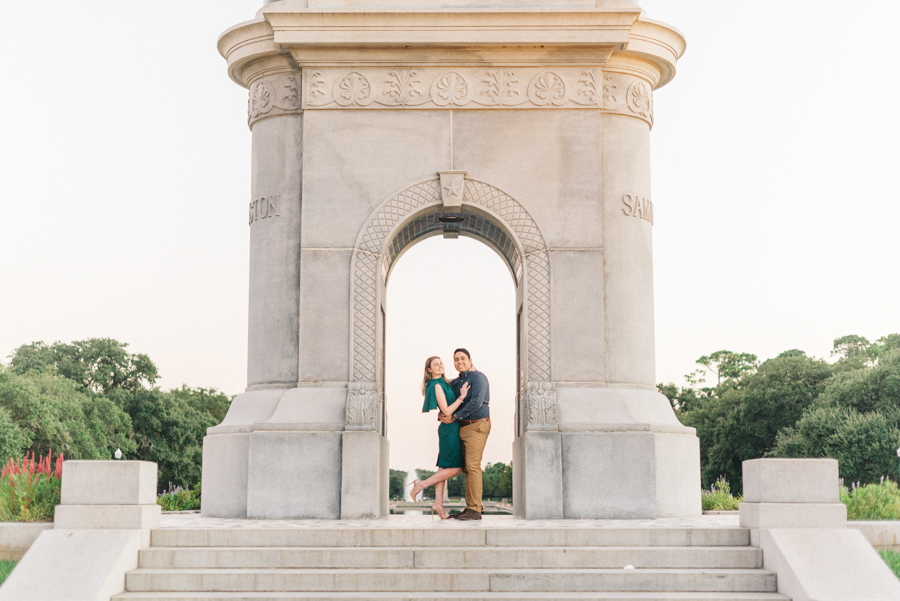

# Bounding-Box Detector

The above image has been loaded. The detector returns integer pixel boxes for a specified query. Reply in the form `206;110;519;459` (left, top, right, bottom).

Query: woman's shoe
431;504;450;519
407;479;421;502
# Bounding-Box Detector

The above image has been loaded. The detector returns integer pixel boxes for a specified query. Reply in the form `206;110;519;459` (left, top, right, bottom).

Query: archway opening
384;234;517;511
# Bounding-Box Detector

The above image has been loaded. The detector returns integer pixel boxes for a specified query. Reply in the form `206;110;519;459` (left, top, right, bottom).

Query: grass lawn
881;550;900;579
0;560;17;585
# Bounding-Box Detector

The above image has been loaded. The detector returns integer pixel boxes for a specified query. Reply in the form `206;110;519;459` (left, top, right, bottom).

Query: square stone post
0;461;159;601
740;458;900;601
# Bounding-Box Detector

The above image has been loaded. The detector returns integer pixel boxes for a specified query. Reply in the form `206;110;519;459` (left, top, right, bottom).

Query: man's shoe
455;509;482;521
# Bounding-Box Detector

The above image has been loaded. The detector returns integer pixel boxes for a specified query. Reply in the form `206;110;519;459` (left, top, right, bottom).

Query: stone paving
159;514;741;530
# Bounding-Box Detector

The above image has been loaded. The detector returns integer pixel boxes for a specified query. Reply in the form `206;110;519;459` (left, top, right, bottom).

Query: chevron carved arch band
350;177;551;386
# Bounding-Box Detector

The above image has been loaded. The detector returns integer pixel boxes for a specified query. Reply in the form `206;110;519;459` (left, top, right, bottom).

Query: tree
389;469;407;500
680;352;832;492
771;406;900;485
126;388;219;490
6;338;233;491
769;348;900;485
8;339;159;395
0;366;135;461
696;351;759;386
832;335;872;361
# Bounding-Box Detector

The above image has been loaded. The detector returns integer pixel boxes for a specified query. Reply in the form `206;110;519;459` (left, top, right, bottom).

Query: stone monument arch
347;175;551;397
202;0;700;521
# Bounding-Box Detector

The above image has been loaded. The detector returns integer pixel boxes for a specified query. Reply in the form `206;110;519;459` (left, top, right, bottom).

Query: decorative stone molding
601;72;654;126
438;171;466;212
345;383;378;431
525;382;558;431
350;178;552;383
247;72;303;128
303;68;654;125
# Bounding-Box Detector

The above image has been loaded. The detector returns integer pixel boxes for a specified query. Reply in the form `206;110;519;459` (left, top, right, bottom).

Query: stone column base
514;429;700;519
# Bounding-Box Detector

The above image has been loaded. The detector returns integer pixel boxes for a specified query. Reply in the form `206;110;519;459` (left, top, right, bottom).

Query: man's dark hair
454;348;471;359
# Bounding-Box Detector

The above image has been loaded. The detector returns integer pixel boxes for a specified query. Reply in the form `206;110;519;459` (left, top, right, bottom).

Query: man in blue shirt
440;348;490;520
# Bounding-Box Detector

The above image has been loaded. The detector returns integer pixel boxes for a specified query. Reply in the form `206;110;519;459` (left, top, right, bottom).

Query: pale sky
1;2;898;471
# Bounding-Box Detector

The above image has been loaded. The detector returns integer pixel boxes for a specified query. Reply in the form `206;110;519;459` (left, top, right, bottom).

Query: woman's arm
435;383;468;417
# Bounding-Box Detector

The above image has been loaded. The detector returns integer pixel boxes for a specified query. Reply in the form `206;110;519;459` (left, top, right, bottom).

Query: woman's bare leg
433;481;445;512
412;468;462;500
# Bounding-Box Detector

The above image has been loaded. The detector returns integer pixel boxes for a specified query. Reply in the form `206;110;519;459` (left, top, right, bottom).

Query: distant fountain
401;469;423;515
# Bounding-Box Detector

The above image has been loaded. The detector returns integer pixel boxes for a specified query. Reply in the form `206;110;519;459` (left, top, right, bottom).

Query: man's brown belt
460;417;490;425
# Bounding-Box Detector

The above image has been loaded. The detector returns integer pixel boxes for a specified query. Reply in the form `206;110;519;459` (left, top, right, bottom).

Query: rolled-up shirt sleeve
455;372;486;421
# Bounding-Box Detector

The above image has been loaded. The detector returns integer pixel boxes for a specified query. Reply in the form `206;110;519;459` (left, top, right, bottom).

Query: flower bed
701;478;742;511
0;452;63;522
157;483;201;512
842;479;900;521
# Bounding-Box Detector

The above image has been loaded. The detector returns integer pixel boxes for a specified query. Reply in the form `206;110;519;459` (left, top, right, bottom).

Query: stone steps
139;546;763;570
150;529;751;548
123;568;778;593
118;526;785;600
116;593;789;601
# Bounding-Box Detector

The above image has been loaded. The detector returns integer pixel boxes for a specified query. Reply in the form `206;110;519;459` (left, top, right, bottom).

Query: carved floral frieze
247;72;303;127
302;68;653;124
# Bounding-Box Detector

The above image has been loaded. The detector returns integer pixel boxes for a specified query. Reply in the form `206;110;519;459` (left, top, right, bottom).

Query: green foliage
770;349;900;485
670;336;900;495
0;560;16;586
415;469;436;498
831;334;900;372
701;477;742;511
879;550;900;579
414;464;512;500
157;483;202;512
770;407;900;485
0;367;136;461
0;452;63;522
679;353;832;492
389;469;407;500
4;339;233;492
695;350;759;386
482;462;513;499
9;339;158;395
839;479;900;521
126;388;220;491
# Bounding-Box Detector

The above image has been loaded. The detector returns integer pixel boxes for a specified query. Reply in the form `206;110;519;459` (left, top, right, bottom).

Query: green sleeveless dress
423;378;464;469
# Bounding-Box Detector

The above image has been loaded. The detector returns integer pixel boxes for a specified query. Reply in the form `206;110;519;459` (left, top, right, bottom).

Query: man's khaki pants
459;418;491;512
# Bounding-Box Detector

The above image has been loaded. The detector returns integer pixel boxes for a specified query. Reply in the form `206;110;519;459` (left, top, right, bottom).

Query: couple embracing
409;348;490;520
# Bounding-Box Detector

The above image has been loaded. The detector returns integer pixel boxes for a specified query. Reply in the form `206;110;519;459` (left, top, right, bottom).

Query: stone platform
158;513;740;531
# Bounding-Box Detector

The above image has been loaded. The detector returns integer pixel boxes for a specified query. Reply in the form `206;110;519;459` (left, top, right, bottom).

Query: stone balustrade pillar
740;458;900;601
0;461;158;601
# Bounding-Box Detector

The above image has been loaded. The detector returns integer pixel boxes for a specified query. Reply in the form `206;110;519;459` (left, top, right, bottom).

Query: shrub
0;451;63;522
0;560;16;586
880;550;900;579
157;483;201;512
840;478;900;521
702;477;742;511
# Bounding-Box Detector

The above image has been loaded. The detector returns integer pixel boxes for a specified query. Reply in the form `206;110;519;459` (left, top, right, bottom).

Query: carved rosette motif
302;68;655;125
525;382;558;430
626;81;653;124
247;72;303;128
346;383;378;431
430;72;472;107
349;178;552;384
528;71;568;107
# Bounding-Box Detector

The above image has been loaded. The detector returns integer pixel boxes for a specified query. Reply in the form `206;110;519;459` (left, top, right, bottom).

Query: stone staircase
114;524;787;601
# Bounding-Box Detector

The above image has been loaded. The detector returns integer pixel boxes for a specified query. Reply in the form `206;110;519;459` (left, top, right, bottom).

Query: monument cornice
218;7;684;90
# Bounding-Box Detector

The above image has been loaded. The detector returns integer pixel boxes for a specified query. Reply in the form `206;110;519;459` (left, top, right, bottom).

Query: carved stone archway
345;177;552;432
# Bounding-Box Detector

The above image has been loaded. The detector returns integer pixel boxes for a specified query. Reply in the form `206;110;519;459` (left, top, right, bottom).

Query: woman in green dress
409;355;469;519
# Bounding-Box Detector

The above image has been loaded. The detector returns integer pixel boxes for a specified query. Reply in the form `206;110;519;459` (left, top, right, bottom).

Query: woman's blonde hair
422;356;451;395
